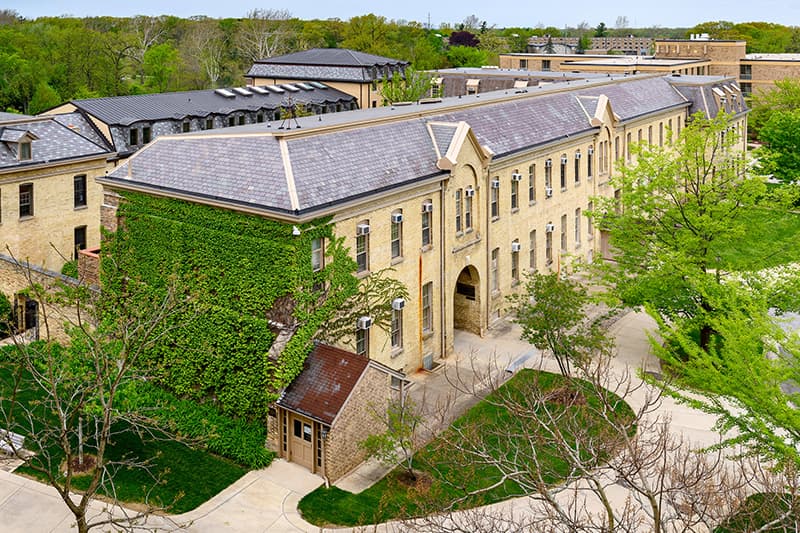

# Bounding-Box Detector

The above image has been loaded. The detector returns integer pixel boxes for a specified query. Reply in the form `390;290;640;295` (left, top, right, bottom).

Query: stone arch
453;265;481;335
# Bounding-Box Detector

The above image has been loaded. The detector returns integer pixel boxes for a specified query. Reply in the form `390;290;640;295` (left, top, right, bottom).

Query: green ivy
102;192;360;420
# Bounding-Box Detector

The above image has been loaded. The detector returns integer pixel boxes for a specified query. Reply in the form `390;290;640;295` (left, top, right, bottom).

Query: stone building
0;113;111;272
527;35;653;55
245;48;409;109
95;73;747;380
272;343;405;480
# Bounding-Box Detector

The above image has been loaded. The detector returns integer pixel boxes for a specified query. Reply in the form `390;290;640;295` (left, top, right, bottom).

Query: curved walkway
0;311;729;532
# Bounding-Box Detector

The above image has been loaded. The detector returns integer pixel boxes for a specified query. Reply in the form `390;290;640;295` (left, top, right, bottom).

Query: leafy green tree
143;42;179;92
750;78;800;138
361;394;422;482
446;45;487;67
342;13;393;55
577;34;591;54
594;22;608;37
594;112;766;353
757;109;800;183
28;82;61;114
380;67;432;103
507;272;609;377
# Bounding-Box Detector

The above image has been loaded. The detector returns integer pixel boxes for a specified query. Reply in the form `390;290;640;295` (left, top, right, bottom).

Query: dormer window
19;141;31;161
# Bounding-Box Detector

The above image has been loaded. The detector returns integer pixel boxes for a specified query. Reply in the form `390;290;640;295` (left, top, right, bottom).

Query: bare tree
0;258;192;533
236;9;294;63
183;19;226;88
615;16;630;31
128;15;168;84
403;350;798;532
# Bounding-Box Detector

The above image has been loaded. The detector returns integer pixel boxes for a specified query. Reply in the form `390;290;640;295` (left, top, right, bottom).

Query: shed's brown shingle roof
277;344;369;425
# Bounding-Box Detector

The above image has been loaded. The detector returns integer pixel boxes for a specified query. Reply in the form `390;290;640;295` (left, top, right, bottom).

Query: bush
0;292;12;337
119;381;274;468
60;260;78;278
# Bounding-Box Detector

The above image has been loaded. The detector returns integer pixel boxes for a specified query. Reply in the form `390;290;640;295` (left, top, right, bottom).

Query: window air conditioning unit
511;242;522;252
465;188;476;198
575;152;582;159
511;172;523;182
588;146;594;155
545;223;555;233
560;155;568;164
356;223;371;236
391;213;404;224
391;298;405;311
545;187;553;198
422;202;434;213
545;159;552;168
491;178;500;189
357;316;373;330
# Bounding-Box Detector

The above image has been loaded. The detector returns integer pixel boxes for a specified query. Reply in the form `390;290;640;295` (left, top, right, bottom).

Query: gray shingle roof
68;84;355;127
104;76;734;218
247;48;407;82
257;48;406;67
0;117;110;169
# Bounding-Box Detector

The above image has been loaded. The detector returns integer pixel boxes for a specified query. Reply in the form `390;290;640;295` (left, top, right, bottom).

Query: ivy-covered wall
103;192;359;420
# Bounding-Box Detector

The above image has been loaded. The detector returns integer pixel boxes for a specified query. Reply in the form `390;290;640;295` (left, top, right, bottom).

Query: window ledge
356;270;370;279
421;244;433;253
390;347;403;358
511;207;520;214
561;187;567;193
529;200;537;207
491;216;500;223
422;330;434;340
390;256;404;266
491;289;501;299
19;215;34;221
74;205;88;211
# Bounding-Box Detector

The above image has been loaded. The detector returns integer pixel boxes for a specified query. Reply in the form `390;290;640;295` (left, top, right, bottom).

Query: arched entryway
453;265;481;335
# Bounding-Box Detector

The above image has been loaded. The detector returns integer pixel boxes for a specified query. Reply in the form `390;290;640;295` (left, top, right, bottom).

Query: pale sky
7;0;800;29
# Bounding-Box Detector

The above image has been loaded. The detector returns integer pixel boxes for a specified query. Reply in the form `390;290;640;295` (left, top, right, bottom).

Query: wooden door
290;415;314;470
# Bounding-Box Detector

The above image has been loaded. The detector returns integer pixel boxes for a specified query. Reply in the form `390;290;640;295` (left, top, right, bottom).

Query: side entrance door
289;414;314;471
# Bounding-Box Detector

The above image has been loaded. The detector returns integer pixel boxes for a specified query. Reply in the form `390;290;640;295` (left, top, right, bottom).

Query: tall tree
756;109;800;183
594;112;765;352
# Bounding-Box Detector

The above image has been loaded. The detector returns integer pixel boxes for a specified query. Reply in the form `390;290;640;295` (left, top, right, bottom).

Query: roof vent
214;88;236;98
233;87;253;96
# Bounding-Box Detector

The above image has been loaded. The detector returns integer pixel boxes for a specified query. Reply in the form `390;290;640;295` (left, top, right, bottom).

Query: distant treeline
0;9;795;114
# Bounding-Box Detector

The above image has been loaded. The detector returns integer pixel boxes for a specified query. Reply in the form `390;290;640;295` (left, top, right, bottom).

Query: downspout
439;177;447;359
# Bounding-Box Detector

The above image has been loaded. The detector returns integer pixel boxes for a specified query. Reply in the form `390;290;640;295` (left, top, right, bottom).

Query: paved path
0;311;731;532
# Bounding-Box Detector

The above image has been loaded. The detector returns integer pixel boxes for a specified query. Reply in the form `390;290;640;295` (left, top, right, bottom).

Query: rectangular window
129;128;138;146
511;243;519;283
614;136;620;162
465;193;473;230
256;113;264;123
659;122;664;147
529;230;536;270
19;183;33;217
528;164;536;203
455;189;462;232
391;309;403;349
311;238;323;271
356;328;368;356
648;125;653;144
182;121;190;133
574;153;580;184
545;160;552;193
545;227;553;264
560;214;567;251
391;214;402;259
356;232;368;272
510;180;518;210
638;129;642;143
73;175;87;208
19;142;31;161
238;115;245;126
491;248;499;292
421;209;432;247
422;282;433;332
142;126;151;144
206;118;214;130
74;226;87;259
228;116;235;127
626;132;631;161
490;186;499;218
560;156;567;190
587;201;594;239
542;59;551;71
574;208;581;247
587;148;593;178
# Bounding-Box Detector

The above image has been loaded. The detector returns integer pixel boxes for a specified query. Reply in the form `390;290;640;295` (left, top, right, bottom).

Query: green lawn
715;207;800;270
1;363;249;514
299;369;634;527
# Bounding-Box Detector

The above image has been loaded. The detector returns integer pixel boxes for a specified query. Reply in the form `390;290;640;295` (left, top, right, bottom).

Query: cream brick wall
0;157;108;271
322;364;392;481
